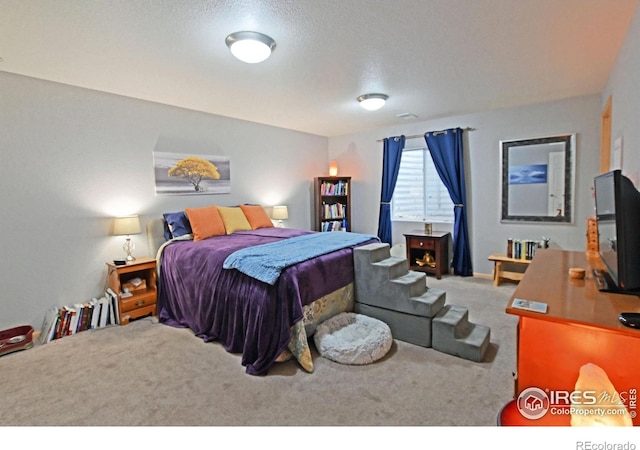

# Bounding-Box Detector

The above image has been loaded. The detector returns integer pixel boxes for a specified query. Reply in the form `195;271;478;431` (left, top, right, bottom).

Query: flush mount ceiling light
357;93;389;111
225;31;276;64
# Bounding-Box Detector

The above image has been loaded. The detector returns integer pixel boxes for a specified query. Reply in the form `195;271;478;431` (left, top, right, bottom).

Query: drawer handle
135;301;146;307
419;242;423;247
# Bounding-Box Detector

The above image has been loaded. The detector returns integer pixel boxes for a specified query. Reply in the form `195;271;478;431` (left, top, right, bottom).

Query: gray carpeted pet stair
353;242;490;362
432;305;491;362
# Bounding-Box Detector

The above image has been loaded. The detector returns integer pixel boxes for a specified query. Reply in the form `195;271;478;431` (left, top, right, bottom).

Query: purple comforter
157;228;371;375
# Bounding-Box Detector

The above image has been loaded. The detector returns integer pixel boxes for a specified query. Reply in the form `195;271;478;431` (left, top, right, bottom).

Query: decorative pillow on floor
313;312;393;365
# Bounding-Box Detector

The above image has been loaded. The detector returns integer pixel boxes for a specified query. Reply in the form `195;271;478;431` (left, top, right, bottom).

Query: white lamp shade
357;93;388;111
271;206;288;220
112;215;141;236
226;31;276;64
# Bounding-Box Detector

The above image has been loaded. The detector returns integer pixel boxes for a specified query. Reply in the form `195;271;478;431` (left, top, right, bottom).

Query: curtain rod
376;127;475;142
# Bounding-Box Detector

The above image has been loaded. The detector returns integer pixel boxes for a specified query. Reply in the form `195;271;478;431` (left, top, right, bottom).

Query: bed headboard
147;217;166;259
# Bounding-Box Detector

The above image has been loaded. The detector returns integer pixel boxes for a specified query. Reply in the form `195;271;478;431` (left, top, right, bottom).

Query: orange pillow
184;205;226;241
239;204;274;230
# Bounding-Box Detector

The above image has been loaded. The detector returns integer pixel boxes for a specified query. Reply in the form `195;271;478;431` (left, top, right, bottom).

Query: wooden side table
106;257;157;325
487;253;532;286
404;231;450;279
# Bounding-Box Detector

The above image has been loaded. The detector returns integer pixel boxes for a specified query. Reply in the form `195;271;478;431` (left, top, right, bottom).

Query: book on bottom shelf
106;288;120;325
38;294;115;344
38;306;59;345
62;306;77;336
80;303;92;332
90;297;101;329
54;307;70;340
98;296;110;328
68;304;85;335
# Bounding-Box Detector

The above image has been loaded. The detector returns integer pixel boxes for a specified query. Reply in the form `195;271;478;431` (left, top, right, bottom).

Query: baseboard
472;272;493;280
442;269;493;280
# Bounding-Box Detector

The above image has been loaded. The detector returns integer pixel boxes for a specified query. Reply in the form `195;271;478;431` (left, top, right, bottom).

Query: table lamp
329;160;338;176
271;206;288;228
112;215;142;262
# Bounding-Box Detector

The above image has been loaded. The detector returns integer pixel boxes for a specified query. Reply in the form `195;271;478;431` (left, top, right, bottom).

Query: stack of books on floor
37;288;120;346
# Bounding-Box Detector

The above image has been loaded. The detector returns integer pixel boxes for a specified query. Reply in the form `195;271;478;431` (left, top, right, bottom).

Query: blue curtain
424;128;473;276
377;135;405;245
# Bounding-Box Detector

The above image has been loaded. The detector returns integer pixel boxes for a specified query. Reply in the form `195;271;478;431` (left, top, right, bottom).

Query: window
392;147;455;223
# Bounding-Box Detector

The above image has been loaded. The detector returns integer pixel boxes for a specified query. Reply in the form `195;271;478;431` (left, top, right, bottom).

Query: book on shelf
320;180;349;196
321;202;346;220
506;238;539;260
321;220;348;232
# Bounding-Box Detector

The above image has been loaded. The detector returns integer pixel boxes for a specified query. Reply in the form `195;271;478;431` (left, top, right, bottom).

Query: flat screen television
593;169;640;294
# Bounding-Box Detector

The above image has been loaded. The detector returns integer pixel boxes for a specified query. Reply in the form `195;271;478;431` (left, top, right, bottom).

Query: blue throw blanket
223;231;378;285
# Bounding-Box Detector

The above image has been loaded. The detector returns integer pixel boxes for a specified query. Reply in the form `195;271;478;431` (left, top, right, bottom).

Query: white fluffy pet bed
313;312;393;365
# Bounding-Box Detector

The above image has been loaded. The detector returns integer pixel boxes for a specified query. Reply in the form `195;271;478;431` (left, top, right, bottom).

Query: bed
149;208;378;376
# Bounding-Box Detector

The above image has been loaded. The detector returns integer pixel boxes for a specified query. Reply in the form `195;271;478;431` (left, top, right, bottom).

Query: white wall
328;94;602;276
603;3;640;180
0;72;328;331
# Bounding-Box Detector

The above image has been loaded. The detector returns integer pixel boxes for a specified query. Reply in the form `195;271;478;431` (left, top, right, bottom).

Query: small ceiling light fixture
357;93;389;111
225;31;276;64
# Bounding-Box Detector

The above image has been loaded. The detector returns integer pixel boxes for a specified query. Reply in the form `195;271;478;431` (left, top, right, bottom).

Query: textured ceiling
0;0;637;137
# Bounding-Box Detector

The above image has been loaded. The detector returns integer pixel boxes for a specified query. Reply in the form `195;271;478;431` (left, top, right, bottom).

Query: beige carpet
0;275;518;427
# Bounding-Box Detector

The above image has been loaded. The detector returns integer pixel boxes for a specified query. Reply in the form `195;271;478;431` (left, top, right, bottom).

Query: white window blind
392;147;455;223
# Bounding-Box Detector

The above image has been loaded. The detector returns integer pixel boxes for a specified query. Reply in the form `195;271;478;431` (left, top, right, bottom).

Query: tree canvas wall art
153;152;231;195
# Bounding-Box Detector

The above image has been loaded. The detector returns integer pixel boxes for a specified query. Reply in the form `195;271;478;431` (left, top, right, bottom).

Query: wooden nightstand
106;257;157;325
404;231;450;279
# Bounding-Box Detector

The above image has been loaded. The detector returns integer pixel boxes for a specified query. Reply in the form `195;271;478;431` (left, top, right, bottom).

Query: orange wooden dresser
505;249;640;426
